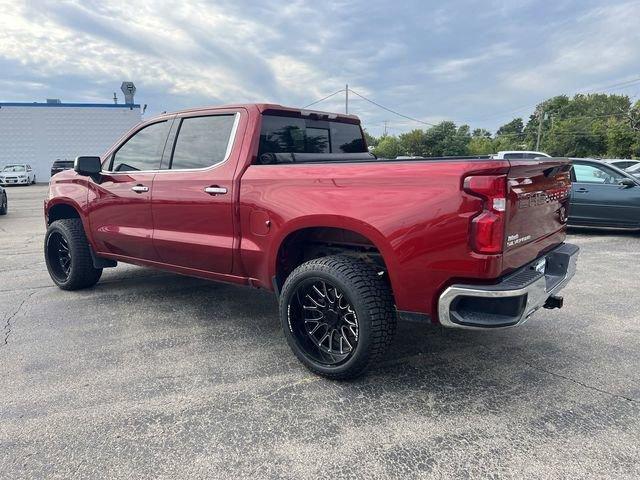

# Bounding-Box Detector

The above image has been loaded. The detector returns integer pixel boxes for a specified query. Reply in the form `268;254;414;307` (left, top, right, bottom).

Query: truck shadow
92;268;600;410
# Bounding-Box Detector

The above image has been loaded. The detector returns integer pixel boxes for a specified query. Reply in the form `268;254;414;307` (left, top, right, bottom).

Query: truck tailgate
502;158;572;273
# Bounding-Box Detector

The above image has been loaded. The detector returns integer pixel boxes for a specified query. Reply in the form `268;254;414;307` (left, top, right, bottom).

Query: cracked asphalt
1;185;639;479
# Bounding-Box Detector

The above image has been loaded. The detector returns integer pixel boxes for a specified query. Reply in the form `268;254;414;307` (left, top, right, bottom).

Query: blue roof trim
0;102;141;108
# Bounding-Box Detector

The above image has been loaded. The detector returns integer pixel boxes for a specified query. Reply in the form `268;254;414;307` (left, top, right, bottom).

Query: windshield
2;165;26;172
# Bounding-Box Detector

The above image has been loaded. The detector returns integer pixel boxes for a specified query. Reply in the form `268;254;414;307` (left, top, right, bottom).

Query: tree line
366;93;640;159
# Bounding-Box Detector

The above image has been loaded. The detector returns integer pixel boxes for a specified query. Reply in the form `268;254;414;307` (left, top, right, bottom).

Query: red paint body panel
45;104;569;322
87;172;159;261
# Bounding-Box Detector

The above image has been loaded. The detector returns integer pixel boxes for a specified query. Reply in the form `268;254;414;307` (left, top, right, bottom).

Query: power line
302;89;345;108
347;88;437;126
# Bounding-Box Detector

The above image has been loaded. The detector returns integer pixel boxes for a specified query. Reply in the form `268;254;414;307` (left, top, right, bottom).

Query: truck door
87;119;172;261
151;111;242;274
570;162;640;227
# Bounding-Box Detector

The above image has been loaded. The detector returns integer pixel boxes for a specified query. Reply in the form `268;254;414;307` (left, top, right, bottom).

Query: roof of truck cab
163;103;361;122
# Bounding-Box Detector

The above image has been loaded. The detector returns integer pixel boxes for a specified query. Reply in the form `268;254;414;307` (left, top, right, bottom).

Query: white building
0;101;142;182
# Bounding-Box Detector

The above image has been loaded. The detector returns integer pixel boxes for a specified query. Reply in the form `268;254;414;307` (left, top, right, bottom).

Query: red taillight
464;175;507;254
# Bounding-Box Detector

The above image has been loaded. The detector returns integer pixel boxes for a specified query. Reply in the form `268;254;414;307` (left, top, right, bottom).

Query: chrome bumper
438;243;579;329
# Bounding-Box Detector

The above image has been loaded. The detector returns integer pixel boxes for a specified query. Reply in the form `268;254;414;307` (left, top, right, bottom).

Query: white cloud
430;43;515;81
501;1;640;94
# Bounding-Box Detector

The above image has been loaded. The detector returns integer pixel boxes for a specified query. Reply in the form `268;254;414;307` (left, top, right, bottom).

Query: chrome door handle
204;186;228;195
131;185;149;193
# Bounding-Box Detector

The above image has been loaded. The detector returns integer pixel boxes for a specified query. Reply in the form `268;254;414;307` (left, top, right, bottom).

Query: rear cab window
257;114;367;163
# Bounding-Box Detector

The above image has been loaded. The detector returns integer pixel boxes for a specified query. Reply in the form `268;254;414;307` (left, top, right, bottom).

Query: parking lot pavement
0;185;639;479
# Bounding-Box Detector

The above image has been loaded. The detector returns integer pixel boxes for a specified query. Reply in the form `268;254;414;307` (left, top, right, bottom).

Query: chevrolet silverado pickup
44;104;579;379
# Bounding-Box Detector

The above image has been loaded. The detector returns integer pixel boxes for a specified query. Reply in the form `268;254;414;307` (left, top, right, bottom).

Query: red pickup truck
44;104;579;378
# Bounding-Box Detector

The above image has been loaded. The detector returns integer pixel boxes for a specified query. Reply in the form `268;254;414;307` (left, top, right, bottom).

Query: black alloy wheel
46;231;72;283
44;219;102;290
280;255;396;379
289;278;359;365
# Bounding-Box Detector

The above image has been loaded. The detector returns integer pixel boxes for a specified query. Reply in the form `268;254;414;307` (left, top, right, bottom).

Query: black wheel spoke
46;232;72;281
289;278;359;366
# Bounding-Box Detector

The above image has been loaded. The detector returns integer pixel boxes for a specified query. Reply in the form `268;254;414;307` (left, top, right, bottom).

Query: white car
0;164;37;185
491;150;550;160
601;158;640;170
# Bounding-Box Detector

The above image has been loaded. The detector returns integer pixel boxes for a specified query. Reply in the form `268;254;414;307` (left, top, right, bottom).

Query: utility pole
535;109;544;151
383;120;389;136
345;84;349;115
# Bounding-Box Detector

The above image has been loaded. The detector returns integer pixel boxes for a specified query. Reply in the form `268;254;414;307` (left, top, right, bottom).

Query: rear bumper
438;243;579;329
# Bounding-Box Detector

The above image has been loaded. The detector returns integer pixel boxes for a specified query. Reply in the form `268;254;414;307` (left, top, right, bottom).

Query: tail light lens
464;175;507;254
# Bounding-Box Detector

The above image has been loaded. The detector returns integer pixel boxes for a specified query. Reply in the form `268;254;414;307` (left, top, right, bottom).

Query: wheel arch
46;199;94;246
269;215;399;298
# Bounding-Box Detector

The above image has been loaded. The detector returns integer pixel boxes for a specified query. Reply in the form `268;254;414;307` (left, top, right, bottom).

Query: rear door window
111;121;170;172
258;115;366;157
170;115;236;170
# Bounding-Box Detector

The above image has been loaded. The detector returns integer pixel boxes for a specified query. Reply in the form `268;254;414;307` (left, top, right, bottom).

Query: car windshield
626;163;640;173
2;165;26;172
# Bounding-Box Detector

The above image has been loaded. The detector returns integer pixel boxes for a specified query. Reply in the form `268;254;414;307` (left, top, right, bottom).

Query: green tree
398;129;428;156
468;136;494;155
363;129;378;148
472;128;492;138
373;135;401;158
423;121;470;156
606;119;635;158
494;118;525;150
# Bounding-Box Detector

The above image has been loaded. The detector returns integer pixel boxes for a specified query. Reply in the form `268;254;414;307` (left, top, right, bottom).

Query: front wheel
279;255;397;379
45;218;102;290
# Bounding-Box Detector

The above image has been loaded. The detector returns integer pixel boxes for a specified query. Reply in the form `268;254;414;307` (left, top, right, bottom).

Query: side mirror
619;178;636;188
74;156;102;178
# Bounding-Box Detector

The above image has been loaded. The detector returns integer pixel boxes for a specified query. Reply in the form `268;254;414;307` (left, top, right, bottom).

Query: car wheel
0;192;7;215
279;255;397;380
44;218;102;290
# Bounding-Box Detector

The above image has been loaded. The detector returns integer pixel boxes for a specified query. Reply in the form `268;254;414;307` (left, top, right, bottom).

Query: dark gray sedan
569;158;640;229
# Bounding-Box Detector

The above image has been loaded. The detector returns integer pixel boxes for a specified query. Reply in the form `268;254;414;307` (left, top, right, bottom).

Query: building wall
0;104;141;182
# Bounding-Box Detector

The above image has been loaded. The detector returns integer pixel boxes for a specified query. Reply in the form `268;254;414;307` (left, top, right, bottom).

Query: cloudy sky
1;0;640;136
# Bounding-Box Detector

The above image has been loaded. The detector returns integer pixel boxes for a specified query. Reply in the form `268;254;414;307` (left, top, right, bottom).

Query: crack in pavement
520;357;638;404
2;291;36;347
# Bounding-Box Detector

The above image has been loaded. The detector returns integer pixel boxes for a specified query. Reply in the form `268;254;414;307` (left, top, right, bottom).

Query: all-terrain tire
45;218;102;290
279;255;396;380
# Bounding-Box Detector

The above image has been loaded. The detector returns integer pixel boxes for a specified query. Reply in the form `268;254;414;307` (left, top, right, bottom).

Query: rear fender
269;214;400;294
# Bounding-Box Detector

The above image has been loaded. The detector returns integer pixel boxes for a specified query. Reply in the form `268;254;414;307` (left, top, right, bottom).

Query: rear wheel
45;219;102;290
0;192;7;215
280;255;396;379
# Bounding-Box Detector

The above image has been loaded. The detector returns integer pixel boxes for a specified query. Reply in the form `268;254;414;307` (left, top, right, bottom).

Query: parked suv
44;104;579;379
51;159;75;177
